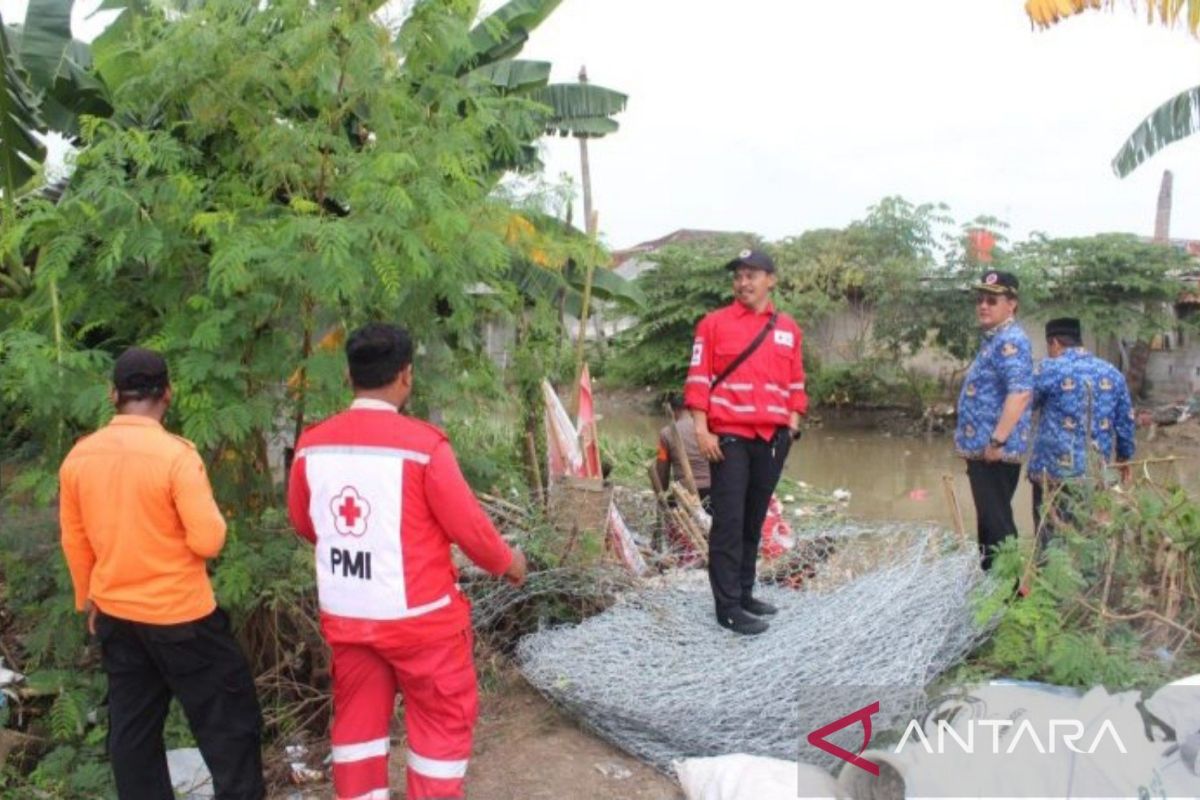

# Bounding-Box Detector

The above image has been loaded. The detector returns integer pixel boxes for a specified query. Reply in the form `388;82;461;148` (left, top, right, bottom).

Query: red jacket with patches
287;400;513;645
684;301;807;440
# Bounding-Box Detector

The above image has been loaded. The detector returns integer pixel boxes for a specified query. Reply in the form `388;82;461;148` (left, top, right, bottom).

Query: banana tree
0;0;113;199
501;209;644;315
455;0;627;364
1023;0;1200;396
458;0;627;172
1025;0;1200;175
0;21;46;206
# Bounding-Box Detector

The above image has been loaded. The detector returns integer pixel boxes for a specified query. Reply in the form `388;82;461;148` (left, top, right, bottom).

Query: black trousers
966;459;1022;571
96;608;265;800
1032;480;1076;553
708;429;790;613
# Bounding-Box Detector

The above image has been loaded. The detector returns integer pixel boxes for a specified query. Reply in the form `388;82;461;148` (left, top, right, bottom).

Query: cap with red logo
974;270;1019;295
724;248;776;274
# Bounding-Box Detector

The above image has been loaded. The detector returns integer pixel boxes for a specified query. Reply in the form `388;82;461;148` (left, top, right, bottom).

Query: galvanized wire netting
512;525;991;772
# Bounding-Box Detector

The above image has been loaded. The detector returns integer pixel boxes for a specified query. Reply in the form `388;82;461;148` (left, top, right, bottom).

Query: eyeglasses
975;294;1002;306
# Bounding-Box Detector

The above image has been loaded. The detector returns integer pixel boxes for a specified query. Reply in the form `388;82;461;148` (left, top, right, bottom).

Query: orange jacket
59;415;226;624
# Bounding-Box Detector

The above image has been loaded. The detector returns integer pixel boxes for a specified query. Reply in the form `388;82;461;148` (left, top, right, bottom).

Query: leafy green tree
608;234;759;389
1012;233;1192;337
855;199;1001;363
0;0;566;504
608;197;961;393
1012;233;1194;396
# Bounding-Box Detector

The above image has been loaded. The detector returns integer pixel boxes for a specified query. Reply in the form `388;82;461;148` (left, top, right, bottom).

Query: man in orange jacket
59;348;264;800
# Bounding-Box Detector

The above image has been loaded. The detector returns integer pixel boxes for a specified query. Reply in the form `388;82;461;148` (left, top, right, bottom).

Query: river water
602;404;1197;535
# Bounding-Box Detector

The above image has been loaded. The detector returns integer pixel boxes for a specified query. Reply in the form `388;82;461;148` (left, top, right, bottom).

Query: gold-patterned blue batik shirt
1029;347;1136;481
955;318;1034;463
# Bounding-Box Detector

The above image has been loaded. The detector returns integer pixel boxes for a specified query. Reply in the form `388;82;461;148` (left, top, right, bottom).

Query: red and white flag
543;380;583;481
576;364;603;480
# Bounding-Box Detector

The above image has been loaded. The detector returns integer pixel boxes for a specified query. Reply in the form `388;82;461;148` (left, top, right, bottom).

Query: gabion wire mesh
511;526;990;772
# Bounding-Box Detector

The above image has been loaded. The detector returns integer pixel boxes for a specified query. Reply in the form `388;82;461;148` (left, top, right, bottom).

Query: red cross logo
330;486;370;537
339;496;362;526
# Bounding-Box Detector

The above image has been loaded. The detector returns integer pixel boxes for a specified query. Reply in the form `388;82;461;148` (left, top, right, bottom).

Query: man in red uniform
287;323;527;800
684;249;806;635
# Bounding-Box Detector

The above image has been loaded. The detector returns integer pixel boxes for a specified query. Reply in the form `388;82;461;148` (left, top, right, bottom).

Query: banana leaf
466;0;561;70
1112;85;1200;177
0;17;46;194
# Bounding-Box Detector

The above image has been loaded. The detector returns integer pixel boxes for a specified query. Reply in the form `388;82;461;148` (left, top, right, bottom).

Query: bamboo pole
526;431;544;510
1076;599;1200;645
647;462;668;553
1111;455;1186;469
572;210;601;414
941;473;967;544
663;402;699;497
669;481;710;555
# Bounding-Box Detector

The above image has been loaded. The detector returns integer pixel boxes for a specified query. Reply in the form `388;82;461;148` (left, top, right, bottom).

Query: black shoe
741;596;778;617
716;608;770;635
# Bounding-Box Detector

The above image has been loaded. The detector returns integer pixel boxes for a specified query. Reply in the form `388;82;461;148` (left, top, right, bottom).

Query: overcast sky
7;0;1200;251
519;0;1200;250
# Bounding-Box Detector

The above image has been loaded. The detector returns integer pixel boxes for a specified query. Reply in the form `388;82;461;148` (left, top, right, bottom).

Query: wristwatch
988;436;1006;448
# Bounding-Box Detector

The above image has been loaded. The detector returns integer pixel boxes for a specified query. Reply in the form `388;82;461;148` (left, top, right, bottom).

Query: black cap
113;347;169;396
974;270;1019;295
1045;318;1082;340
724;248;776;274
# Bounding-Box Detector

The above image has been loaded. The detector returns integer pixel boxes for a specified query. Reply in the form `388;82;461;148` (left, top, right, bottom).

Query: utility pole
577;66;596;237
575;65;608;358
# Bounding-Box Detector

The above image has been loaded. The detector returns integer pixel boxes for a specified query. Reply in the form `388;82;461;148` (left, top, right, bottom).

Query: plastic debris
166;748;213;800
594;762;632;780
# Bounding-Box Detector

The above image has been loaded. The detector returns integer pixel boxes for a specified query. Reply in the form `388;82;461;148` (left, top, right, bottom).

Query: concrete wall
1146;342;1200;399
483;298;1200;405
804;305;1198;403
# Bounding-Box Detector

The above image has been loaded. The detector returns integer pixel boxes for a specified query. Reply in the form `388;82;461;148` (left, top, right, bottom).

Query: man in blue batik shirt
1029;318;1136;547
955;270;1034;570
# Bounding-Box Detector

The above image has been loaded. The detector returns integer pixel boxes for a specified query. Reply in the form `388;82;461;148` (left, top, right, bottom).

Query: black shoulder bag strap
710;312;779;390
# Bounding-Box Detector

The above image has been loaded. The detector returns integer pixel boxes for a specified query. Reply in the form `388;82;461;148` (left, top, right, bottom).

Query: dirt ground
277;668;682;800
436;670;682;800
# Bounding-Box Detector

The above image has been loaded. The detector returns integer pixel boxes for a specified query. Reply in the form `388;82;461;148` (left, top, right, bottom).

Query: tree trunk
516;308;544;500
577;66;595;239
1126;340;1152;400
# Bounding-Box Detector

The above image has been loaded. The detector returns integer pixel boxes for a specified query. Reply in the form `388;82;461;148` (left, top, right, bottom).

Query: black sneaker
716;608;770;635
741;596;778;617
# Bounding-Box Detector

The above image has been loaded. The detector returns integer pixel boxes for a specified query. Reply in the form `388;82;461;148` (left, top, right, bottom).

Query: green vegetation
0;0;640;794
607;196;1196;408
1;1;1196;793
971;474;1200;689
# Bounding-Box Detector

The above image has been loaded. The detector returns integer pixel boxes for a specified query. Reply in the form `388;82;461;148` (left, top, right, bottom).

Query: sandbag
675;753;839;800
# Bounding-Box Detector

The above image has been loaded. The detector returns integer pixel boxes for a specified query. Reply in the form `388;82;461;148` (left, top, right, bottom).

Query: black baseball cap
1045;318;1082;340
113;347;169;396
724;248;776;274
974;270;1019;295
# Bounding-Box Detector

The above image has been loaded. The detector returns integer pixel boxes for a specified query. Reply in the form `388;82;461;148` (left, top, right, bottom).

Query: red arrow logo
806;700;880;776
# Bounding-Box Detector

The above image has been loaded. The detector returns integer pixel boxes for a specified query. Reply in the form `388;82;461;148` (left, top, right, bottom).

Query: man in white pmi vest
287;322;527;800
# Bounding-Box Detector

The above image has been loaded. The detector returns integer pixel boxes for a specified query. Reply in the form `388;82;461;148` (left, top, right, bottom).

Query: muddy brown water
601;405;1198;536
